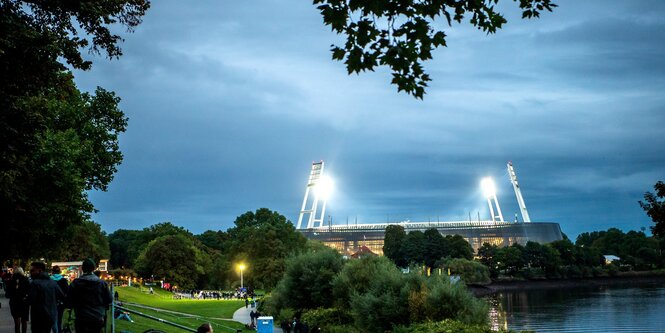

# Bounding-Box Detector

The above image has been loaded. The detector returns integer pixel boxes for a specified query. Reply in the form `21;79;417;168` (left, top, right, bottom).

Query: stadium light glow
481;177;497;198
315;175;334;200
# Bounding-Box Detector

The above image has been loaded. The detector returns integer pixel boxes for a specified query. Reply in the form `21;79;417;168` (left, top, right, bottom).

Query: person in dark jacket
65;259;112;333
51;265;69;333
7;267;29;333
28;262;64;333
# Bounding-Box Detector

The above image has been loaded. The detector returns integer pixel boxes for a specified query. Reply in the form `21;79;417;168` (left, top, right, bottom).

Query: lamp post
238;264;246;289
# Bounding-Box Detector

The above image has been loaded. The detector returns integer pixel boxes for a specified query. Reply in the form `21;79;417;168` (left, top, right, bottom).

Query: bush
269;246;344;314
301;308;353;332
423;276;488;325
443;258;491;284
394;319;533;333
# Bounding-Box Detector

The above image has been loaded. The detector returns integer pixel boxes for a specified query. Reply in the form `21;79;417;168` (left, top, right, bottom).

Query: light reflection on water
486;284;665;332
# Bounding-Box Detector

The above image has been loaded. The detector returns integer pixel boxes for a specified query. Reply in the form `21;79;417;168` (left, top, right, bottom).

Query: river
486;284;665;332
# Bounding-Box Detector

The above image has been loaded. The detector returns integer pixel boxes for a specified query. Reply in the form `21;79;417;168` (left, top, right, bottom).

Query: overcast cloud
74;0;665;238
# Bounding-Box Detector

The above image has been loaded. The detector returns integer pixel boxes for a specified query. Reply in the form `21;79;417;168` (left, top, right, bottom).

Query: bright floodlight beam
480;176;504;223
315;175;334;200
481;177;496;198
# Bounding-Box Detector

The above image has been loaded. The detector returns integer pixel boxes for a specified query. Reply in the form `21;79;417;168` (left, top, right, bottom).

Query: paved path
231;304;282;333
1;291;30;332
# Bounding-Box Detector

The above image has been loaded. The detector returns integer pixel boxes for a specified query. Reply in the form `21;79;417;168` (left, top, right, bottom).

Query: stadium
295;161;564;256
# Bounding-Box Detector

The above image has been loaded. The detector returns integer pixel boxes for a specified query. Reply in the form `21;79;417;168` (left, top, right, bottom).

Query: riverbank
468;271;665;296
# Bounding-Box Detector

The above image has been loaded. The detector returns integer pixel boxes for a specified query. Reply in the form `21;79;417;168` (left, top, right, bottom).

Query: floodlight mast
507;161;531;223
481;177;504;223
297;161;329;229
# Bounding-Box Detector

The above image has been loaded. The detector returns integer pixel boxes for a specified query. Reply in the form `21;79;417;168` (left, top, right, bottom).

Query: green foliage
349;261;411;332
384;225;408;267
576;228;663;270
3;80;128;261
134;234;210;290
394;319;531;333
53;220;111;261
443;258;491;285
225;208;308;289
422;275;488;325
445;234;474;260
270;246;344;312
403;231;427;265
1;0;146;262
108;222;194;269
640;181;665;238
314;0;556;98
424;228;446;269
301;308;354;332
332;256;401;308
108;229;144;269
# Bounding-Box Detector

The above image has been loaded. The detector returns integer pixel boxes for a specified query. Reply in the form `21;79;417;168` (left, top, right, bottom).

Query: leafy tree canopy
314;0;556;98
225;208;308;289
1;0;148;262
640;181;665;238
134;234;210;290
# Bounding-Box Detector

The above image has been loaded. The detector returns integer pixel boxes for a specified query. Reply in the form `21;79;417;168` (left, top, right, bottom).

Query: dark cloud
79;0;665;238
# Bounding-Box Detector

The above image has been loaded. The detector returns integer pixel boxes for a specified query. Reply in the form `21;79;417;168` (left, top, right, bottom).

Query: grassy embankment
107;286;251;333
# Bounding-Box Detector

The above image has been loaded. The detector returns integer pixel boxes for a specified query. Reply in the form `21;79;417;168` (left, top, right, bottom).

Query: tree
314;0;556;98
108;229;144;269
424;228;446;269
384;225;408;267
445;235;474;260
134;234;209;290
1;0;148;262
53;220;111;262
224;208;308;289
403;231;427;265
640;181;665;238
272;246;344;312
3;81;127;261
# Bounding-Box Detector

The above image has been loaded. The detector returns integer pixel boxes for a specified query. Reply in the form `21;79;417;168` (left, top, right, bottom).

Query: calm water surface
487;284;665;333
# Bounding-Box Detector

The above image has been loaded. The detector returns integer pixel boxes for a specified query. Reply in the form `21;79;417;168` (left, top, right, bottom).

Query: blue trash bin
257;316;274;333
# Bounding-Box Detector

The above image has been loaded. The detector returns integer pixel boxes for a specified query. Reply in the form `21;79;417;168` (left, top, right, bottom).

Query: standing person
7;267;29;333
51;266;68;333
65;259;112;333
28;262;64;333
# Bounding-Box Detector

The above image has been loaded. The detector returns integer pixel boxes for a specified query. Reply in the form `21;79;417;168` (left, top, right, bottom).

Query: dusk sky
73;0;665;238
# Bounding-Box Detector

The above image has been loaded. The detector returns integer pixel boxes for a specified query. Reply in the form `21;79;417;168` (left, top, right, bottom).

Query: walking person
50;266;68;333
28;261;64;333
65;259;112;333
7;267;29;333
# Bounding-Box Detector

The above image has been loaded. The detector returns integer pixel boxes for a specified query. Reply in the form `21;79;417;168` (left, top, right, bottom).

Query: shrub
269;246;344;314
394;319;534;333
443;258;491;284
423;276;488;325
301;308;353;332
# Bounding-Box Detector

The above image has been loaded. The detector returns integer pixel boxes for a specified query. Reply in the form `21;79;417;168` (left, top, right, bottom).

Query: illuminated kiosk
296;161;563;255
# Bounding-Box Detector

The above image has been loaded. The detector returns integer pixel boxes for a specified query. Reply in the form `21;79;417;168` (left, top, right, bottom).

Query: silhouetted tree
640;181;665;238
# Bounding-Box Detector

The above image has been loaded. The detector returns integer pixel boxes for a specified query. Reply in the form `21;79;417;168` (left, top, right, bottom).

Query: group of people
2;259;112;333
280;317;318;333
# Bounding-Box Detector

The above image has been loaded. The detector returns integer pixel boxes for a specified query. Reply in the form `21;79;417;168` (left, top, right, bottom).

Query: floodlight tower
297;161;332;229
507;161;531;223
481;177;504;223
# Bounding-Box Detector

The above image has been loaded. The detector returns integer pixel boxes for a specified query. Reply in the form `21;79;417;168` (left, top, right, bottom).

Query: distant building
604;255;620;265
50;259;110;281
299;221;563;256
350;245;378;259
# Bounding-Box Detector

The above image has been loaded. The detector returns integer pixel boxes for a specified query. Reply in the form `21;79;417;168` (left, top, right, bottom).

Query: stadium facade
294;161;564;256
298;221;563;256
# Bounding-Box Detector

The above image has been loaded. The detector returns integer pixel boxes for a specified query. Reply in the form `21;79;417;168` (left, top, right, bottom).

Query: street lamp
238;264;246;289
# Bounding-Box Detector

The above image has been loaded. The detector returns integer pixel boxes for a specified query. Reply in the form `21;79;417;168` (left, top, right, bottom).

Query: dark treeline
106;208;307;290
382;225;665;284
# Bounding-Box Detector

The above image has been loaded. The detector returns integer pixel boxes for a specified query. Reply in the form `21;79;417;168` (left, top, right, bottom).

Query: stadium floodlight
315;175;334;200
481;177;497;198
